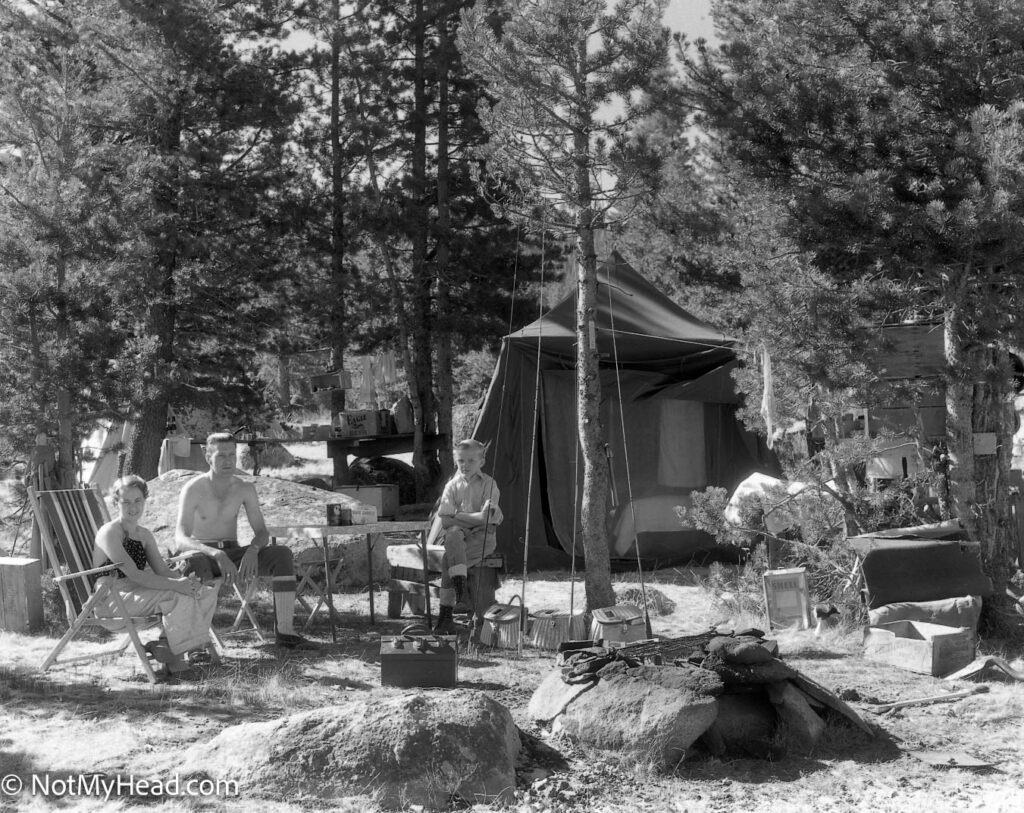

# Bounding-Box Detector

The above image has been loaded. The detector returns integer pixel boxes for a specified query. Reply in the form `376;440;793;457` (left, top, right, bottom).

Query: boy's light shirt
437;470;503;525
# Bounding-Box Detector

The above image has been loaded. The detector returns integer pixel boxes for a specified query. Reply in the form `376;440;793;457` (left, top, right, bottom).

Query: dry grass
2;573;1023;812
3;457;1024;812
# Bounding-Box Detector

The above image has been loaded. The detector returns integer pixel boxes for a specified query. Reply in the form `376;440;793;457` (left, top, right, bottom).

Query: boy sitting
433;439;503;635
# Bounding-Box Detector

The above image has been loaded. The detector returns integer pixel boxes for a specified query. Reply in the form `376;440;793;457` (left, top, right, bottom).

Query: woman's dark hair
112;474;148;500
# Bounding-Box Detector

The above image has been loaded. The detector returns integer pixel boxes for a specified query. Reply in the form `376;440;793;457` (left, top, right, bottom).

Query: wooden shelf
326;433;448;458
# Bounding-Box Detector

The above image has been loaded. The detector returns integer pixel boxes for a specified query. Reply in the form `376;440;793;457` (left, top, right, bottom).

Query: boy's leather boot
433;604;457;635
452;575;467;607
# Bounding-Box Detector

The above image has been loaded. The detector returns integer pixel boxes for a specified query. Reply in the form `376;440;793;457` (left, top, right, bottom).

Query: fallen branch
872;685;989;712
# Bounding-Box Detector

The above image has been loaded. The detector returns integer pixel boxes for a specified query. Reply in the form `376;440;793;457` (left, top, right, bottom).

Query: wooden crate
310;370;353;391
0;557;44;633
863;620;974;676
763;567;811;630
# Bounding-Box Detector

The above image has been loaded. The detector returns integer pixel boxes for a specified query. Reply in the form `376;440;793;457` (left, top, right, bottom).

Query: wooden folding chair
28;485;220;684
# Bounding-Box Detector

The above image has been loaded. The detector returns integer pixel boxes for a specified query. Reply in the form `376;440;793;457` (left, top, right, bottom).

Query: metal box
763;567;812;630
863;620;974;677
380;632;457;688
335;484;399;520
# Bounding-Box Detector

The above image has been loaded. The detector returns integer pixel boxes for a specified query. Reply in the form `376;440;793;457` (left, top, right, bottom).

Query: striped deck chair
28;486;220;684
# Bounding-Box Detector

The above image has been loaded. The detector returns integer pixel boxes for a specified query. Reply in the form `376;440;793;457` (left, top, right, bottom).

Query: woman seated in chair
93;475;219;677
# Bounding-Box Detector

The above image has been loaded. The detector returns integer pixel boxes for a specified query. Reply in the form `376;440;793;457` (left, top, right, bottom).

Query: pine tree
680;0;1024;634
0;0;154;483
460;0;670;609
111;0;304;477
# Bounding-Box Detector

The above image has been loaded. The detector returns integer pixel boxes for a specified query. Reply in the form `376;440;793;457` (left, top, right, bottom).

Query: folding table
267;521;429;642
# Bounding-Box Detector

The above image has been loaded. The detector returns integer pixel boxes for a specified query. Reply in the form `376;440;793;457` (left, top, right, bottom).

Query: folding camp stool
227;578;268;642
178;545;267;643
293;544;346;628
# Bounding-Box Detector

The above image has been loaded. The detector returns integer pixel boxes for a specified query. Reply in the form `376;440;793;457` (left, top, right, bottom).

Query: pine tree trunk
573;37;614;612
329;0;347;422
53;252;76;487
944;281;1020;637
435;8;454;481
124;103;181;481
410;0;436;501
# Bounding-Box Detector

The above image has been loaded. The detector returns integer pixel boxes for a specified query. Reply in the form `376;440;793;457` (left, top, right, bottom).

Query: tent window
657;400;706;488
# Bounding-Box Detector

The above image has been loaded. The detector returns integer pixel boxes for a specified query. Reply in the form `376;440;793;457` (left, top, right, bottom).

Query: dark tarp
473;253;778;570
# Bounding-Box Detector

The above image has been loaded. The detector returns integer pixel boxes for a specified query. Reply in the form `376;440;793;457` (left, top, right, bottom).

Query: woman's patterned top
113;535;149;579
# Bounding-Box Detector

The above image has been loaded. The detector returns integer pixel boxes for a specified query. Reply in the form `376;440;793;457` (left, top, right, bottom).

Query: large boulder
701;691;780;760
174;692;519;809
545;664;719;766
527;670;598;723
768;680;827;756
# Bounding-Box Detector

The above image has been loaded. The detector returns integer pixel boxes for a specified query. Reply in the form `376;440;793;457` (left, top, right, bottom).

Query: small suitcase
590;604;647;646
380;624;458;688
529;609;588;651
480;594;528;649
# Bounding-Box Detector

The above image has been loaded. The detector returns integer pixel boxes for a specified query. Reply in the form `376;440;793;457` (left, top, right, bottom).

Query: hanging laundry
379;350;398;385
358;355;375;404
760;346;776;449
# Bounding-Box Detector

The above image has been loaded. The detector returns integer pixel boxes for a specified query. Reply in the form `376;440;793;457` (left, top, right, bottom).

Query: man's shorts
181;540;294;581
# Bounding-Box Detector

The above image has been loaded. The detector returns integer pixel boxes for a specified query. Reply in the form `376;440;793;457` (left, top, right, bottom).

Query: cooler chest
380;628;458;688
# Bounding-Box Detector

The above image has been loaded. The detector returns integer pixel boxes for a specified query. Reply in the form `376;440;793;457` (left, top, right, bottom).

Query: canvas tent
473;253;778;570
80;421;133;493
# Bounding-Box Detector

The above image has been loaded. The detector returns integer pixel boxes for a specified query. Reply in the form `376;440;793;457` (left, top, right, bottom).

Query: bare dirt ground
2;566;1023;813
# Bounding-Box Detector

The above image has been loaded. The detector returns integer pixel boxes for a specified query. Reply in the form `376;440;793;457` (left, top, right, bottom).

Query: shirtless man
175;432;315;649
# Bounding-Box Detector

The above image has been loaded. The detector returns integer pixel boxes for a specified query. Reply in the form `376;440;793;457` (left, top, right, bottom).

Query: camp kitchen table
266;521;430;642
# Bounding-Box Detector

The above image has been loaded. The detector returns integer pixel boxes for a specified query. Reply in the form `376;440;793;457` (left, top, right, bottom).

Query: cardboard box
863;620;974;676
763;567;812;630
335;484;399;519
333;410;385;438
350;503;379;524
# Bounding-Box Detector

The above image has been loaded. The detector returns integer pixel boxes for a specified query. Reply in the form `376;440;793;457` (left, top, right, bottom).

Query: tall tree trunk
328;0;347;422
435;5;454;481
53;250;75;487
410;0;436;501
944;272;1019;636
124;103;182;480
573;37;614;612
123;271;176;479
356;68;430;498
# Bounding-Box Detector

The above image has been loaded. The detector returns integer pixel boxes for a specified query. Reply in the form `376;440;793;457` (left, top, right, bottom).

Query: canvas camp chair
28;485;221;684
